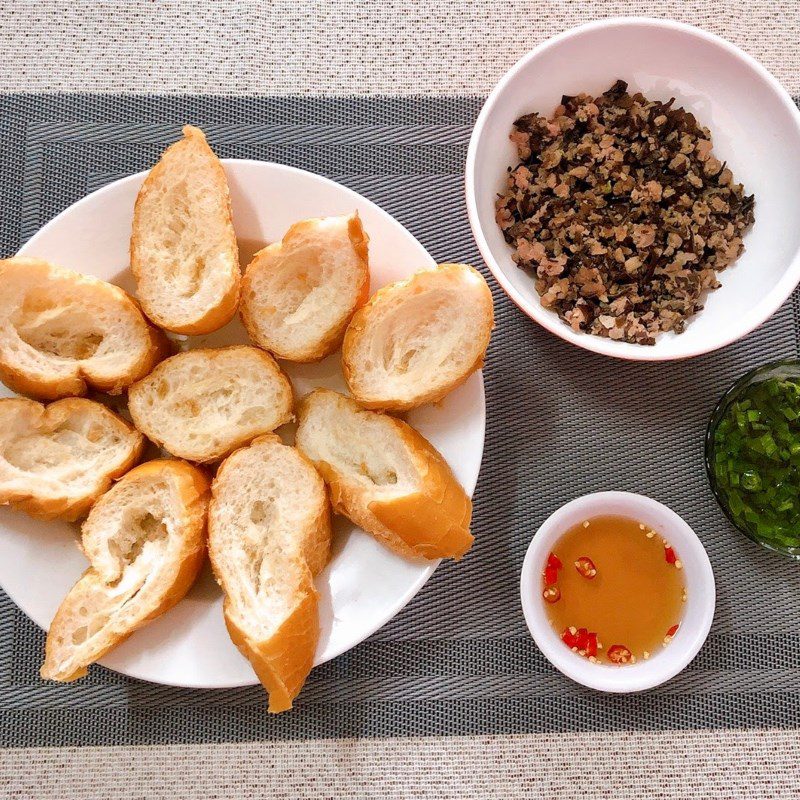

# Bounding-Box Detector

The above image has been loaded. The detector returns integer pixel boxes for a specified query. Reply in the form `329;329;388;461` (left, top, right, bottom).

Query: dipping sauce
542;515;686;664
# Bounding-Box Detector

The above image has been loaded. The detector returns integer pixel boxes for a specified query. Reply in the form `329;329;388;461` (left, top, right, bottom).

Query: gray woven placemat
1;94;800;749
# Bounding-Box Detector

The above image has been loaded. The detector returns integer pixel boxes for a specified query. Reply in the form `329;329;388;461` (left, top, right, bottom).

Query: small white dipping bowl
520;492;715;692
466;18;800;361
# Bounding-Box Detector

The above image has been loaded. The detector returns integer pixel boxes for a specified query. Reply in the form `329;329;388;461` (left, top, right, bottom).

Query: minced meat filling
495;80;755;345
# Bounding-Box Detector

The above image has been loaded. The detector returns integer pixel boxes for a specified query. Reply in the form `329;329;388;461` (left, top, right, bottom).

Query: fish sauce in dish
542;515;686;664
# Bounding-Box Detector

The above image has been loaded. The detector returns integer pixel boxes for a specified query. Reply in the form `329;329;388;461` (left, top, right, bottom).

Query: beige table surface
1;1;800;797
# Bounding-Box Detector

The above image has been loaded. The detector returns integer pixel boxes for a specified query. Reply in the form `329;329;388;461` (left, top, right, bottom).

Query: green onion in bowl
705;360;800;558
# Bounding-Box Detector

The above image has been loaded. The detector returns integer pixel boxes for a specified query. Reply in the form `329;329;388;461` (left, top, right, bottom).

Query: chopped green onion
740;470;762;491
711;374;800;548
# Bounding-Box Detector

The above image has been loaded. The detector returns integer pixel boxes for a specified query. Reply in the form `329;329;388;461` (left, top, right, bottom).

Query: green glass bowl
705;359;800;559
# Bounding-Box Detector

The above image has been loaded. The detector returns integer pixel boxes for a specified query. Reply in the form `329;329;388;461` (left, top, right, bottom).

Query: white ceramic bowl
520;492;715;692
466;18;800;361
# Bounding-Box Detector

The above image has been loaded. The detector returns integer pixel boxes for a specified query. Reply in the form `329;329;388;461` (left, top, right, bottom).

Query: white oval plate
0;160;486;688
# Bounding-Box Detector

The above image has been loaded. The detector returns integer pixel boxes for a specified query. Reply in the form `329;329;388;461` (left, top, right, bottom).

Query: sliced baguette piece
342;263;493;411
240;213;370;362
0;257;169;400
295;388;473;560
208;434;331;713
41;459;210;682
128;345;293;464
0;397;144;521
131;125;240;335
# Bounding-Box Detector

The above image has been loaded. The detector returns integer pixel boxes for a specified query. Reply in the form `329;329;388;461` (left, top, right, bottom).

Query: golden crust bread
295;389;473;560
365;424;473;559
0;257;169;400
128;345;294;463
342;263;494;411
0;397;144;521
130;125;240;335
223;589;319;713
40;460;210;682
208;434;331;712
240;213;370;362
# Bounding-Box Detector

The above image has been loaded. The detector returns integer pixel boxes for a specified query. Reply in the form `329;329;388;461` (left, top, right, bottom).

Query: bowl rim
465;16;800;362
519;491;716;692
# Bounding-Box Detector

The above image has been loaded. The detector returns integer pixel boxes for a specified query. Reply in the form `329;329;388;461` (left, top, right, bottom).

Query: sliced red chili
543;565;559;586
547;552;563;571
607;644;633;664
561;627;579;649
666;624;680;638
542;586;561;604
574;556;597;579
561;627;599;658
664;545;677;565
